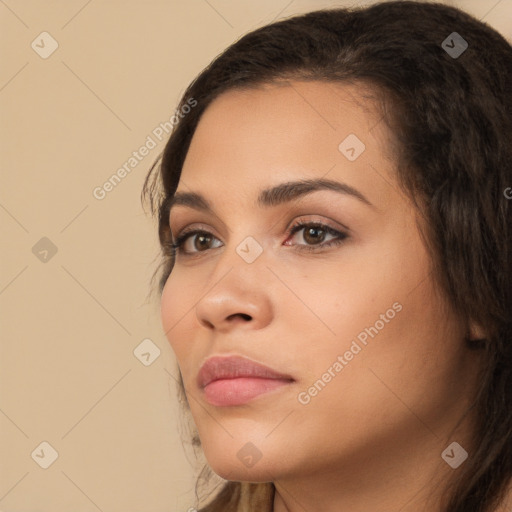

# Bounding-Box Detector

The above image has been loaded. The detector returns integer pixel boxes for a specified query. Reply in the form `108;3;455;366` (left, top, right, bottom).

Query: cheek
288;240;409;338
288;227;434;382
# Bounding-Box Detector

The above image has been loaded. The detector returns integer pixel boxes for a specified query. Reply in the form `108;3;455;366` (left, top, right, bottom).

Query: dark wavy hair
142;1;512;510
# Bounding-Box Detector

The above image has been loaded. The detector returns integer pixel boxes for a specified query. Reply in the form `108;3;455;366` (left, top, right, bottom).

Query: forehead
177;80;396;210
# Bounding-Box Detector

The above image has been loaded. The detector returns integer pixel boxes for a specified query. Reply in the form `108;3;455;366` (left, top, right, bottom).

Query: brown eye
170;221;347;258
302;226;327;245
193;233;214;251
285;222;347;251
171;230;223;256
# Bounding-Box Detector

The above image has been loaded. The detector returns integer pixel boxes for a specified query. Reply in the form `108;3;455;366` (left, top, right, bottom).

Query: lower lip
203;377;292;406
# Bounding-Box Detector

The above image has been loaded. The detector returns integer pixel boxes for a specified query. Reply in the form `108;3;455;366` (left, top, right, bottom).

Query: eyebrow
167;178;375;217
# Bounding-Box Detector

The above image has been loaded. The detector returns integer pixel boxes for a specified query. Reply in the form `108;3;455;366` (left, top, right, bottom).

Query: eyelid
285;214;351;236
171;222;221;243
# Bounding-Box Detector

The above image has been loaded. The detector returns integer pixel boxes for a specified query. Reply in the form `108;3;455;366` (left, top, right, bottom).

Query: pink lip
197;355;294;407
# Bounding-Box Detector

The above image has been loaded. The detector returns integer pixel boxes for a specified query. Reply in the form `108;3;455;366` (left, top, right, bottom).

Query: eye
284;220;347;252
169;220;348;257
170;229;222;256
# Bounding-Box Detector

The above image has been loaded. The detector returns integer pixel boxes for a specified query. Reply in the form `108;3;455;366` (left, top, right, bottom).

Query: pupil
196;234;210;250
305;227;324;244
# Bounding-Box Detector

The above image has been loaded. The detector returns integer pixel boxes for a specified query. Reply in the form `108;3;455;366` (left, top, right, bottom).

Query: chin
202;442;283;482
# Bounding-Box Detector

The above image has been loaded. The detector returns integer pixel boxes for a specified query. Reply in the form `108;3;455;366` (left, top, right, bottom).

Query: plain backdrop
1;0;511;510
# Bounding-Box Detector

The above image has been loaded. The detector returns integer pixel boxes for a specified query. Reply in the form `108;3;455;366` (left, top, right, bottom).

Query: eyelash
168;219;348;258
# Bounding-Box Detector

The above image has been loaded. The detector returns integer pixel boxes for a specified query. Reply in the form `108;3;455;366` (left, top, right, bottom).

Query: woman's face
161;81;481;486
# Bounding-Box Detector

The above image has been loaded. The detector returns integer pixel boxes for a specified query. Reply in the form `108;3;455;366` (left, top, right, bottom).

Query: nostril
228;313;252;321
201;319;215;329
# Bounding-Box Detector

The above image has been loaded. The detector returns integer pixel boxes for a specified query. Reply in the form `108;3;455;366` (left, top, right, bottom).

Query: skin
160;81;488;511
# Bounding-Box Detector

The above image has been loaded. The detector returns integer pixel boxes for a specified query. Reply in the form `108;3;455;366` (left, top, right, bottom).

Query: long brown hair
142;1;512;510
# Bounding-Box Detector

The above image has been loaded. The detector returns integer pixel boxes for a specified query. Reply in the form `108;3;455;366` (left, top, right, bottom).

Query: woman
142;1;512;510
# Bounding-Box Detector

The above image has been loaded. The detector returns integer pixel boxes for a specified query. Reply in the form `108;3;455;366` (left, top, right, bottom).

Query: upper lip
197;355;294;388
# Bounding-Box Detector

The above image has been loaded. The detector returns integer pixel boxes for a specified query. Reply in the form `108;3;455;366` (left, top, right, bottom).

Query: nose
195;260;273;333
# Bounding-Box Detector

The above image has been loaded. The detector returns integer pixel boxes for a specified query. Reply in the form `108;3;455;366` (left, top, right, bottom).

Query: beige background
1;1;510;511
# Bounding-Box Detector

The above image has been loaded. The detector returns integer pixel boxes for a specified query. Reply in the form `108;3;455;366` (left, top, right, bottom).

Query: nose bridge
194;233;272;331
210;222;268;282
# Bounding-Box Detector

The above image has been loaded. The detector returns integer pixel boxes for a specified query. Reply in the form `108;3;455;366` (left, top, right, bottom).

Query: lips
197;355;294;406
198;355;294;388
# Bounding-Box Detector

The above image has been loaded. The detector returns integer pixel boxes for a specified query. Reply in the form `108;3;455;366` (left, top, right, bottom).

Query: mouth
197;355;295;407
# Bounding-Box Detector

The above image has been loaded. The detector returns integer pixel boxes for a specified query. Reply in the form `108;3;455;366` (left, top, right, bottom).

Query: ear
466;319;487;349
468;319;487;341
